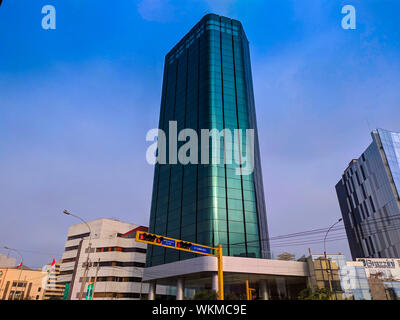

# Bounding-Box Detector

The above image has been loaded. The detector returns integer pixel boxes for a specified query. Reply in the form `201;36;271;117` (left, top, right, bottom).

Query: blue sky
1;0;400;267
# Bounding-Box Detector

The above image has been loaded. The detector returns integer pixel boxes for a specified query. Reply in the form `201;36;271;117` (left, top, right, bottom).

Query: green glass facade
146;14;270;267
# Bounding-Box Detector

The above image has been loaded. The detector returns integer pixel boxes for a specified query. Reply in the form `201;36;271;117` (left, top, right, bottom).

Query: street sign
162;238;175;247
136;231;215;256
135;231;224;300
190;244;212;255
63;282;70;300
86;282;94;300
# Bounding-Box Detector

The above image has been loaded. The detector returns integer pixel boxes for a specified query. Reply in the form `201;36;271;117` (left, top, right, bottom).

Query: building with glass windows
357;257;400;300
336;129;400;259
306;254;372;300
383;281;400;300
146;13;270;267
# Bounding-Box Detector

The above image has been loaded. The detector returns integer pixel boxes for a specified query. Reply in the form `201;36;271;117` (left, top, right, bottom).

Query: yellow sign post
135;231;224;300
245;280;256;300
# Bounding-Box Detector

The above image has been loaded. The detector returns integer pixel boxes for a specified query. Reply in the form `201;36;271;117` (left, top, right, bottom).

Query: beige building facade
0;267;47;300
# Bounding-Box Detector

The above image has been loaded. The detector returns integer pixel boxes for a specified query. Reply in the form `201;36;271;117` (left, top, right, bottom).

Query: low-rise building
58;218;169;300
0;266;47;300
141;253;400;300
357;257;400;299
42;260;65;300
306;254;371;300
143;255;309;300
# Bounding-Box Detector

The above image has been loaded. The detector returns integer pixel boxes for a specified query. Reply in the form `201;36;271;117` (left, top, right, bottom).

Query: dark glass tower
336;129;400;259
146;14;270;267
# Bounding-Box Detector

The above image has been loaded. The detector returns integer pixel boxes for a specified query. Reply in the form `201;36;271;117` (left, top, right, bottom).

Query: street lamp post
323;218;343;300
3;246;24;300
63;210;92;300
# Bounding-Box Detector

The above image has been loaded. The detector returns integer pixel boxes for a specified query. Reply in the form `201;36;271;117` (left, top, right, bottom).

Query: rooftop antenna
365;117;372;132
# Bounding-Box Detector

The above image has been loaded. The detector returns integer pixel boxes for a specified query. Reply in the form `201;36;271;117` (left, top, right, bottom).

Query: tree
224;292;239;300
277;252;296;261
192;289;218;300
298;287;332;300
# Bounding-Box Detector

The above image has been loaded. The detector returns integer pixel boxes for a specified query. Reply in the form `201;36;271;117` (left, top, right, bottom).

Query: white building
143;255;309;300
58;218;167;300
42;260;65;299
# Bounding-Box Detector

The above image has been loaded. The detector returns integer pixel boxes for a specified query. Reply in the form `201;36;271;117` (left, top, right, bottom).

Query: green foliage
298;287;332;300
192;289;218;300
277;252;296;261
224;292;239;300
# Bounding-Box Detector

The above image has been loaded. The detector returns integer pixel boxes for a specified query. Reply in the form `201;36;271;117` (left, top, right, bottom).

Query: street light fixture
324;218;343;258
3;246;24;300
323;218;343;300
62;209;92;300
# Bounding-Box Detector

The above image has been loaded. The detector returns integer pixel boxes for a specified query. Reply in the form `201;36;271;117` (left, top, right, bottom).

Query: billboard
357;258;400;281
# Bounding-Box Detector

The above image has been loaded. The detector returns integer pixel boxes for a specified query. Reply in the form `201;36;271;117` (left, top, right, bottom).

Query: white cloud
137;0;176;22
204;0;237;16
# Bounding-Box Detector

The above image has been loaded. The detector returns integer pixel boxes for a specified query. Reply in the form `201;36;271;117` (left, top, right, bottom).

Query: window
360;165;366;180
361;184;367;199
369;196;376;213
59;270;73;276
67;232;90;240
95;247;146;254
355;171;361;185
93;261;145;268
65;245;79;251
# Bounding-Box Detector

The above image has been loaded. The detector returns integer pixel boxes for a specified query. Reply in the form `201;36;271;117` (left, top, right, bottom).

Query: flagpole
3;246;23;300
0;268;9;298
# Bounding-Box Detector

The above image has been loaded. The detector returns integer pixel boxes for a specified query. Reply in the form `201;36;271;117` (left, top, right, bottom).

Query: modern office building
336;129;400;259
146;13;270;267
58;218;168;300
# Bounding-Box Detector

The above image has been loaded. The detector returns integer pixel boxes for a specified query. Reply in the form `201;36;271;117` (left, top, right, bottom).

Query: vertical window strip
178;49;189;260
231;19;248;257
149;61;170;266
219;16;230;256
163;60;179;264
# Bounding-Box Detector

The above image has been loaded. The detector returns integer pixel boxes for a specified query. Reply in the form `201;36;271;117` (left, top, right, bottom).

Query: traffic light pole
136;231;225;300
217;244;224;301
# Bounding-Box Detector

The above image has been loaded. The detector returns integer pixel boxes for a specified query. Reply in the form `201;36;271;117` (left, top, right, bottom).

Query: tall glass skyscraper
146;14;270;267
336;129;400;259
